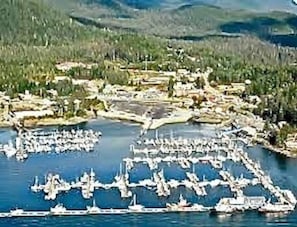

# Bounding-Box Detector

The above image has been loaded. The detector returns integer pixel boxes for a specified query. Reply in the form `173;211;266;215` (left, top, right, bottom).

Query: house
177;69;190;76
174;82;195;97
161;71;177;77
217;83;246;95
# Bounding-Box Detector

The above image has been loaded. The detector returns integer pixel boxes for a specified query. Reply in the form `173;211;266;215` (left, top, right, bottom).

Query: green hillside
49;1;297;40
0;0;90;45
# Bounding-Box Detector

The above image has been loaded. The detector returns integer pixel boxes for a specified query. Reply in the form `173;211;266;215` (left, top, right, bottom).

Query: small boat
128;194;144;212
191;204;208;212
259;202;295;214
3;141;17;158
50;204;67;215
177;194;190;207
31;176;40;192
86;200;101;214
10;208;25;217
167;194;190;210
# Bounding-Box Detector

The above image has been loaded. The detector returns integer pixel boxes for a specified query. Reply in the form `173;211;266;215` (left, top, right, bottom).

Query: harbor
0;129;102;161
22;129;297;216
0;120;296;225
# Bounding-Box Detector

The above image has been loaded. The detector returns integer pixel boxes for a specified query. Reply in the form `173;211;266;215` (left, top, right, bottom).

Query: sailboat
177;194;190;207
86;199;101;214
167;194;190;210
31;176;40;192
128;194;144;212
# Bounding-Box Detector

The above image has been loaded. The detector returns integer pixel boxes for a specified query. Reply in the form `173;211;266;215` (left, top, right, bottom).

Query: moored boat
128;194;145;212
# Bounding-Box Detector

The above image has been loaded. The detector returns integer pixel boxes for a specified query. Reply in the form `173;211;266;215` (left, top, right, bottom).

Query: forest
2;0;297;136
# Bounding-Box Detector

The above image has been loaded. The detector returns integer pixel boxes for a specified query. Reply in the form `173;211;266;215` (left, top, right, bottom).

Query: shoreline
253;138;297;158
96;109;193;130
261;144;297;159
2;111;297;159
23;117;89;128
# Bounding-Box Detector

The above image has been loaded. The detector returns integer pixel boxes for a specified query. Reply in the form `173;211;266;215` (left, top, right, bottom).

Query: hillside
61;3;297;47
0;0;90;45
41;0;297;45
44;0;297;12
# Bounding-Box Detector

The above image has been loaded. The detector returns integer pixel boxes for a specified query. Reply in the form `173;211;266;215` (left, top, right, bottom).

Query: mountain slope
45;0;297;12
68;3;297;40
0;0;88;45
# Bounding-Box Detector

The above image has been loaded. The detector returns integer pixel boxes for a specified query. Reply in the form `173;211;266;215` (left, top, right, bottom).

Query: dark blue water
0;119;296;226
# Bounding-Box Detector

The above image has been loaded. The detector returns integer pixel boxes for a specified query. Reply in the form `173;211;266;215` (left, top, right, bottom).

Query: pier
0;206;211;218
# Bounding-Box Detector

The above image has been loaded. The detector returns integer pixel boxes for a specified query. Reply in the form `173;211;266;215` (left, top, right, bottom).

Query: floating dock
0;207;211;218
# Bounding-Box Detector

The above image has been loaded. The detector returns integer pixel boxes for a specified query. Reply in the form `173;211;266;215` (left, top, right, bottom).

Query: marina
26;131;296;216
0;120;296;225
0;129;102;161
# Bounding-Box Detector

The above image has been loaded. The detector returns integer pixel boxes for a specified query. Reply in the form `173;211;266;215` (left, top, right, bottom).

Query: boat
50;204;67;215
167;194;190;210
10;208;25;217
128;194;144;212
3;141;17;158
259;202;295;214
210;203;234;215
211;197;245;215
191;204;208;212
86;200;101;214
177;194;190;207
31;176;41;192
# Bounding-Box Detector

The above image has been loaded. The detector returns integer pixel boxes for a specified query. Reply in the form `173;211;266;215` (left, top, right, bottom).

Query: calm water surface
0;119;296;226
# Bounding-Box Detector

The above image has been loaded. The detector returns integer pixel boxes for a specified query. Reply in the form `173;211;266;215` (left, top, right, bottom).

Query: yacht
128;194;144;212
259;202;295;214
211;197;242;215
86;200;101;214
177;194;190;207
50;204;67;215
167;194;190;210
191;203;207;212
31;176;41;192
10;208;25;217
211;203;234;215
3;141;17;158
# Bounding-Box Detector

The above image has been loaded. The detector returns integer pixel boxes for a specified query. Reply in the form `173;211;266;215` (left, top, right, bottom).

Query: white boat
31;176;41;192
212;203;234;214
191;204;207;212
212;197;243;214
3;141;17;158
86;200;101;214
259;202;295;214
177;194;190;207
50;204;67;215
10;208;25;216
128;194;144;212
167;194;190;210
